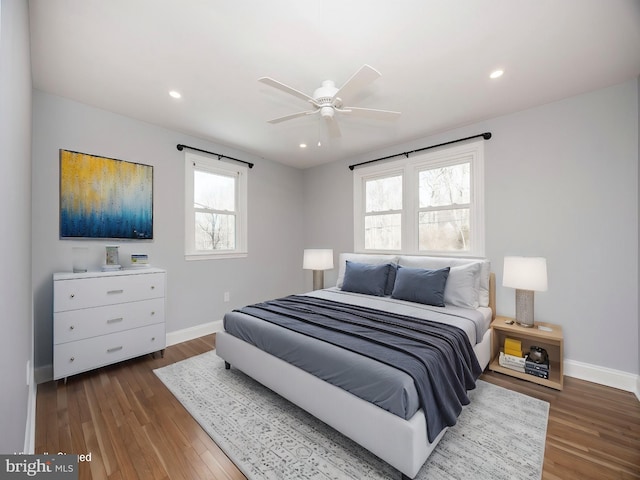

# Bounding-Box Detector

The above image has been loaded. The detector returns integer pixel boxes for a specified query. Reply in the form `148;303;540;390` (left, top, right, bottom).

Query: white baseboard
165;319;224;347
24;362;36;454
565;358;640;400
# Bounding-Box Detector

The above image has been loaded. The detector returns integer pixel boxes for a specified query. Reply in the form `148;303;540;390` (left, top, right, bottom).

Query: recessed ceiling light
169;90;182;99
489;70;504;79
299;143;307;148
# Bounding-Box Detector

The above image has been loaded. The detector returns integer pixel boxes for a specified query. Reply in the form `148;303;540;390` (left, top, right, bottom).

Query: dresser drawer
53;323;165;380
54;272;165;312
54;298;164;345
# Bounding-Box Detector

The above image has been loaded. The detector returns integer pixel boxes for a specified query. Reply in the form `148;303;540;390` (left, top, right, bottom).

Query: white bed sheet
306;287;491;345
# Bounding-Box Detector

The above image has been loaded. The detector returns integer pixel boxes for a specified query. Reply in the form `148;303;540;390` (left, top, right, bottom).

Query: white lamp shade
303;249;334;270
503;256;548;291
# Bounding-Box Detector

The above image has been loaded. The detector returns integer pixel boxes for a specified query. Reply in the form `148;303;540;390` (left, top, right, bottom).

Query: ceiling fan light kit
259;64;400;137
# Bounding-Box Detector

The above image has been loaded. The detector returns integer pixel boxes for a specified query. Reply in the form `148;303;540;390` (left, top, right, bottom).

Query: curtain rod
348;132;492;171
176;144;254;169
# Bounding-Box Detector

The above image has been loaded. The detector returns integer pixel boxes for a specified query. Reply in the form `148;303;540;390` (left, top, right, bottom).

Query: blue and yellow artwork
60;150;153;239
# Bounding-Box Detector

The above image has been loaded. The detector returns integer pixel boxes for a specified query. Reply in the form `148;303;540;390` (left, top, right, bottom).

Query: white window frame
354;140;485;256
185;152;248;260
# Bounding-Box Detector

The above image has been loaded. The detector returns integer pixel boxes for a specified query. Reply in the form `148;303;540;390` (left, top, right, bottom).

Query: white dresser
53;268;166;380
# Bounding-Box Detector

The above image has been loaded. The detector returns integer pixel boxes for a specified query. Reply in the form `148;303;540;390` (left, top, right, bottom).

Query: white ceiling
29;0;640;169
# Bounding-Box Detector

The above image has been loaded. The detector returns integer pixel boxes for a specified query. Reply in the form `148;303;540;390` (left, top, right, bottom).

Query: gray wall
303;79;639;375
31;91;306;372
0;0;33;453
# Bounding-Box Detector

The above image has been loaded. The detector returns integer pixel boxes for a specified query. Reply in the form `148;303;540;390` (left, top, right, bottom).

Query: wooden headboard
489;272;496;320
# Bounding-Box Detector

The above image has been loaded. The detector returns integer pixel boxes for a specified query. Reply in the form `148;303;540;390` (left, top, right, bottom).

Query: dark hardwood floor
35;334;640;479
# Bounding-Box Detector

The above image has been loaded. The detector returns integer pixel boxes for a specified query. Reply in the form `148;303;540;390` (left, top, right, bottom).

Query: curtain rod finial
176;144;184;151
482;132;492;140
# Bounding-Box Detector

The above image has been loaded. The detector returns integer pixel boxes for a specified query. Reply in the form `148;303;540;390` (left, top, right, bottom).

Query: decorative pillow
398;255;490;307
391;266;450;307
341;261;391;296
444;263;481;308
336;253;399;288
385;263;398;296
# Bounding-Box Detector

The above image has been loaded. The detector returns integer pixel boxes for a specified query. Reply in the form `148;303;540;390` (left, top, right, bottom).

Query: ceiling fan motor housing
314;80;342;117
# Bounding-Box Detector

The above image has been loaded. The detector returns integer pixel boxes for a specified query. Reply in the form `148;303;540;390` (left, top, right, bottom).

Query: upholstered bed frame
216;255;496;479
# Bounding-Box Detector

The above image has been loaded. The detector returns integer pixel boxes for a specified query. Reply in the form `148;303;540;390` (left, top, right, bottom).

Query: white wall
303;79;639;378
31;91;306;375
0;0;33;453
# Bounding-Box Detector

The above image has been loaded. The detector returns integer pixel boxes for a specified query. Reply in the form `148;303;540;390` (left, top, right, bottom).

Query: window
354;140;484;256
185;152;247;259
364;174;402;250
418;162;471;251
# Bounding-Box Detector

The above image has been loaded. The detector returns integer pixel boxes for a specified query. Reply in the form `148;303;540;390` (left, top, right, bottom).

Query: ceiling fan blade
340;106;401;120
259;77;315;103
325;116;342;138
332;64;381;103
267;110;318;124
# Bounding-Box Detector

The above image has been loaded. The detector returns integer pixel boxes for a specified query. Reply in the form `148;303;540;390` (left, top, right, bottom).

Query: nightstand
489;316;564;390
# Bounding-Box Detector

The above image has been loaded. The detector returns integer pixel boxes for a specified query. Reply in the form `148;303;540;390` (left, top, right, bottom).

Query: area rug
154;351;548;480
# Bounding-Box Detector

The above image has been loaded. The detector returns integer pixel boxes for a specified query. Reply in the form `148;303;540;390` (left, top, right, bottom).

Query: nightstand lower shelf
489;357;562;390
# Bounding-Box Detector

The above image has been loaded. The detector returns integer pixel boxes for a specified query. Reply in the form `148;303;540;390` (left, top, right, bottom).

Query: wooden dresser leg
225;361;231;370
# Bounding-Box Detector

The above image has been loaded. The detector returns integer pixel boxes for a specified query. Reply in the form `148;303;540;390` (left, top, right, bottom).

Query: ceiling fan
258;64;401;137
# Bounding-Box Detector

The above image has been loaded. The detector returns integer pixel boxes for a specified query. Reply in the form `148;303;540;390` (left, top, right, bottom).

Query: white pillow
336;253;399;288
444;263;481;308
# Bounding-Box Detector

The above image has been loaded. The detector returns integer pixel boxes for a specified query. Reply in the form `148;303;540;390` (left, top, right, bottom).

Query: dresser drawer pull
151;285;156;290
107;289;124;295
70;293;75;298
69;325;74;330
70;357;75;362
107;346;123;353
107;317;124;324
150;311;155;316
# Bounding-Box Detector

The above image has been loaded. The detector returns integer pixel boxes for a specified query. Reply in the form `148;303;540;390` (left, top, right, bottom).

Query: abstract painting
60;149;153;239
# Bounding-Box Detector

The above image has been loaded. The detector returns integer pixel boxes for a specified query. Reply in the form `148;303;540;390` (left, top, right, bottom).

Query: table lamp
303;249;334;291
503;256;548;327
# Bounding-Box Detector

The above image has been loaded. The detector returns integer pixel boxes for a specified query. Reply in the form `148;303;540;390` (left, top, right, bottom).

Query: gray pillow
391;266;450;307
342;261;391;296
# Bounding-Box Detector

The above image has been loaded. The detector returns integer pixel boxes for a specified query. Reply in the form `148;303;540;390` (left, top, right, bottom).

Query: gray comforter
225;293;482;443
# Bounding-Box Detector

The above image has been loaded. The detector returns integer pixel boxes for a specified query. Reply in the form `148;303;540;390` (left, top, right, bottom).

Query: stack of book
525;355;550;379
504;337;523;357
499;351;525;372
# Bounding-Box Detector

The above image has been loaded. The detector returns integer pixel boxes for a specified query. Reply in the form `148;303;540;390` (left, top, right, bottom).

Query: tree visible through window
364;175;402;250
194;170;236;250
418;162;470;252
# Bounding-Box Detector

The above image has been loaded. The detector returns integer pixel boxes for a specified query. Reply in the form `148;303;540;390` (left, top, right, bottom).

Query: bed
216;253;495;479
